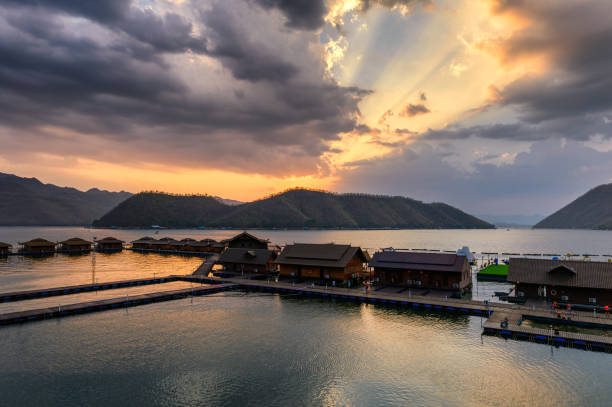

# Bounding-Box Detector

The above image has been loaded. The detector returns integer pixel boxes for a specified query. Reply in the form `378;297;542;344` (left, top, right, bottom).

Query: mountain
93;192;229;228
534;184;612;229
93;189;493;229
213;196;243;206
0;173;132;226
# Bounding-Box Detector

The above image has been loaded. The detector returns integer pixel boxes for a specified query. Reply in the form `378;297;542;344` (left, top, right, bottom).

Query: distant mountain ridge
93;189;493;229
0;173;132;226
534;184;612;229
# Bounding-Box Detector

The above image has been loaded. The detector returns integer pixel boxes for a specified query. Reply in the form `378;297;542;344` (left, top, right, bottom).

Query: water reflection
0;292;611;406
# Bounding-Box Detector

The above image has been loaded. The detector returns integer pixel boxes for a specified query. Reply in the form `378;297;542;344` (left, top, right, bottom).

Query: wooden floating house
18;238;56;255
275;243;368;284
369;251;471;292
131;236;157;250
0;242;11;256
508;258;612;306
223;232;269;250
218;248;278;274
95;237;124;251
58;237;93;253
196;239;226;253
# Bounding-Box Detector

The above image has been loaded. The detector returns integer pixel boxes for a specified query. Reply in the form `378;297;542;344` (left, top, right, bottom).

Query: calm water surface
1;227;612;406
1;293;611;406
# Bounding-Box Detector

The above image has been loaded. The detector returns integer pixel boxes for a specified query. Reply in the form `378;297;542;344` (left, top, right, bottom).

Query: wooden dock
181;275;612;352
0;283;237;326
0;276;183;303
483;311;612;351
4;273;612;351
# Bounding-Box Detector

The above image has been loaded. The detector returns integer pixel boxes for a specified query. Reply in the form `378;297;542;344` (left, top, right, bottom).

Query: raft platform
0;282;236;326
0;276;184;303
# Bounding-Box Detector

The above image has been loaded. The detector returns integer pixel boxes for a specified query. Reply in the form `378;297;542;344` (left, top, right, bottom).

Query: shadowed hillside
534;184;612;229
93;188;493;229
0;173;131;226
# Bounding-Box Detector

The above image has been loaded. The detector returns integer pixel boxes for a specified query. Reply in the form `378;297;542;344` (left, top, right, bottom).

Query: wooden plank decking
0;283;236;326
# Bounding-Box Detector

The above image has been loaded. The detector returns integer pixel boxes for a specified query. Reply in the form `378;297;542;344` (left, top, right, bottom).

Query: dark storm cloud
0;0;371;175
252;0;327;30
200;4;298;82
1;0;206;54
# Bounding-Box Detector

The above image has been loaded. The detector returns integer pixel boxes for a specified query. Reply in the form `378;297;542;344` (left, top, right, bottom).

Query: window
589;297;597;304
416;280;422;286
561;295;568;301
452;283;459;289
518;291;525;297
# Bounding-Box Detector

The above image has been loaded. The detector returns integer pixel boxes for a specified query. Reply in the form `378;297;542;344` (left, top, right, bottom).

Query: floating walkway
4;274;612;352
0;282;237;326
483;311;612;351
183;275;612;352
0;276;183;303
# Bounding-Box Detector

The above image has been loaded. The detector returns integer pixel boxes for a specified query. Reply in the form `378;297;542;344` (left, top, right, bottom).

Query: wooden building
59;237;93;253
199;239;226;253
508;258;612;306
223;232;269;250
275;243;368;283
150;237;181;251
95;237;124;251
131;237;157;250
0;242;11;256
218;248;277;274
369;251;471;291
19;238;56;254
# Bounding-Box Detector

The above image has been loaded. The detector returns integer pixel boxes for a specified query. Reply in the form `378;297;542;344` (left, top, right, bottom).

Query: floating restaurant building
59;238;93;253
0;242;11;256
508;258;612;306
369;251;471;291
95;237;124;251
18;238;56;254
276;243;368;283
218;248;278;274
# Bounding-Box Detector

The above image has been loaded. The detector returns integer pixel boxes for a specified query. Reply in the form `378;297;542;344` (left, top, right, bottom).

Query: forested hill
534;184;612;229
93;189;494;229
0;172;132;226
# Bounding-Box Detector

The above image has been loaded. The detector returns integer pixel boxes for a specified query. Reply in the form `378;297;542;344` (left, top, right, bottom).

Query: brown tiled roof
60;237;92;246
96;237;125;244
508;258;612;289
369;251;467;273
131;236;157;243
275;243;367;268
223;232;268;244
19;238;56;247
219;248;276;266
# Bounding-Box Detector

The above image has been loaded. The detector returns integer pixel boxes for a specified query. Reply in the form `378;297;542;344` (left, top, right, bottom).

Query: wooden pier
182;275;612;352
3;273;612;352
1;276;183;303
483;311;612;351
0;282;237;326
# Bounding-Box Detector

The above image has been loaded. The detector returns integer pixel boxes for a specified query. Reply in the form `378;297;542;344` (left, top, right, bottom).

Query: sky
0;0;611;217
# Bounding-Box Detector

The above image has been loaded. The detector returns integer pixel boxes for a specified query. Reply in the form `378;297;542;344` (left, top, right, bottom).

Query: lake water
1;227;612;406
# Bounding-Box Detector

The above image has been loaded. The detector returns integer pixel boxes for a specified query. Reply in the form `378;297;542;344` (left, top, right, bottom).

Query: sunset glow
1;0;611;215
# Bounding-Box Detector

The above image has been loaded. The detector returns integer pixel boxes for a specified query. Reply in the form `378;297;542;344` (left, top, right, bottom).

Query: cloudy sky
0;0;611;217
